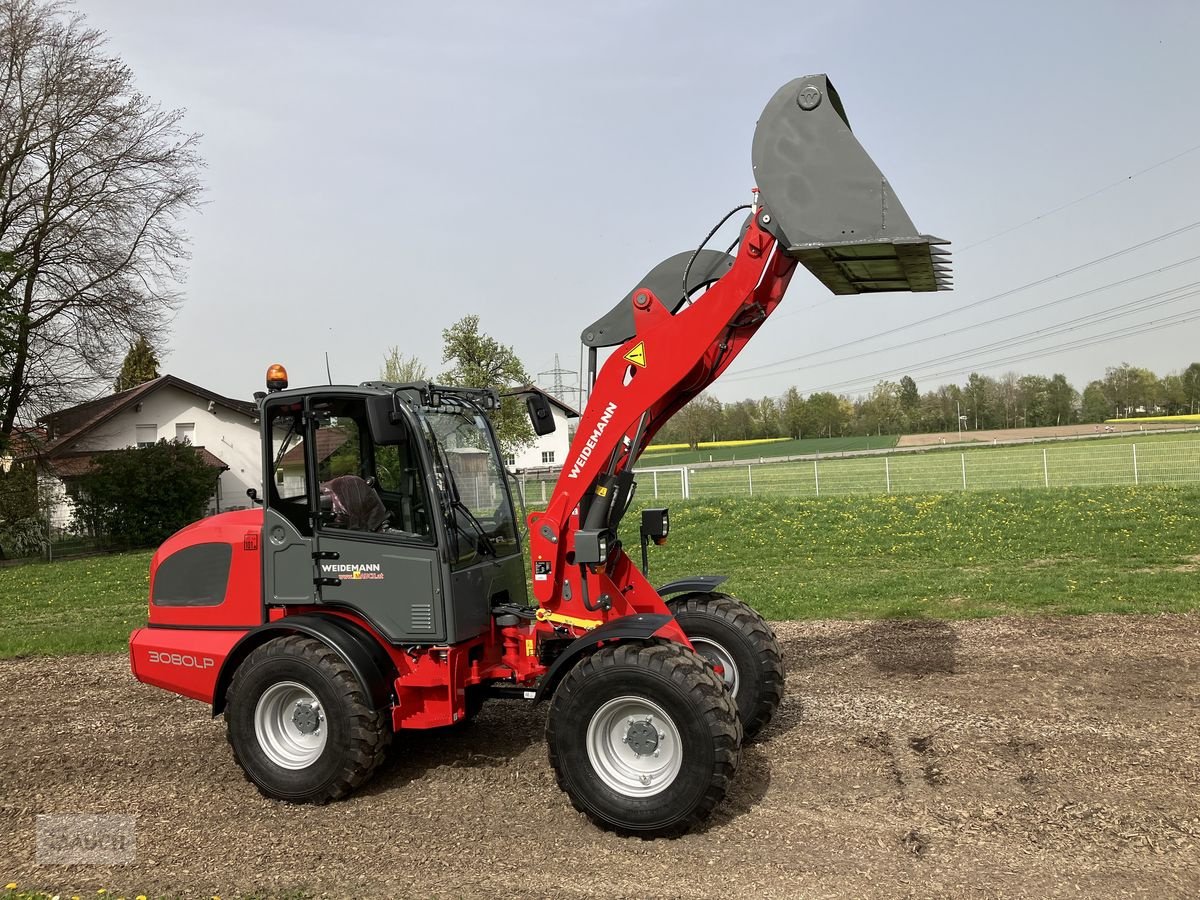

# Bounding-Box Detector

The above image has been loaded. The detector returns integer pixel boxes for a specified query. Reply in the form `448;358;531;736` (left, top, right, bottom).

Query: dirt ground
2;614;1198;899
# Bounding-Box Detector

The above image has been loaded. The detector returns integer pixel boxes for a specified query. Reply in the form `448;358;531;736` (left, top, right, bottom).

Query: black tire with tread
667;592;784;740
546;641;741;838
225;634;391;803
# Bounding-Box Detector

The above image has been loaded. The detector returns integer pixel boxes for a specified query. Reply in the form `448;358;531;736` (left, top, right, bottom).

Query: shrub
73;440;222;547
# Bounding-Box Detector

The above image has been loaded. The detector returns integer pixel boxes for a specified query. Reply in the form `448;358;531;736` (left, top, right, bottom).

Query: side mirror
526;394;556;436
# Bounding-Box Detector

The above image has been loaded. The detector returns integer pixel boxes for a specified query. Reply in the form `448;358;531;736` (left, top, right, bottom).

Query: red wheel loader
130;75;950;837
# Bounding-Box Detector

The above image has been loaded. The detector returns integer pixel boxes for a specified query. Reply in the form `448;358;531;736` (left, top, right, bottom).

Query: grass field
1;485;1196;657
629;433;1200;501
638;433;901;465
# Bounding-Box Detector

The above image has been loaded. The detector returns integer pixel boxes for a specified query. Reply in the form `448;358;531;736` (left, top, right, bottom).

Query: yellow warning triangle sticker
624;341;647;368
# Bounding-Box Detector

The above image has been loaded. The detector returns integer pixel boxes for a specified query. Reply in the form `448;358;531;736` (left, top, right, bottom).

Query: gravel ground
2;614;1198;899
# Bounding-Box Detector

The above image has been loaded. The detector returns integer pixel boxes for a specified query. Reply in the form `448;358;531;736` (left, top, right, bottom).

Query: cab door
306;394;447;644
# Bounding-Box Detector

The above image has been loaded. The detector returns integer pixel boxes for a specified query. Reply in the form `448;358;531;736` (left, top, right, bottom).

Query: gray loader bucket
752;74;951;294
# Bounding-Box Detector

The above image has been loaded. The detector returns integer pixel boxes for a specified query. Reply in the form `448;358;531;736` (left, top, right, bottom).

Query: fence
514;440;1200;504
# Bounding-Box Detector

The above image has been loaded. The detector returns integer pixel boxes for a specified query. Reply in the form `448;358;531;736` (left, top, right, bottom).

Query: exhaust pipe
752;74;951;294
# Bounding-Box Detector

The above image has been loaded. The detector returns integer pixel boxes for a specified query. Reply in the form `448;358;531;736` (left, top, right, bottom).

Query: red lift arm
527;74;950;635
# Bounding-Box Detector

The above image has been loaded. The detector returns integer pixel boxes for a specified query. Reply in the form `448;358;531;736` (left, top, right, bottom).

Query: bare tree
0;0;202;450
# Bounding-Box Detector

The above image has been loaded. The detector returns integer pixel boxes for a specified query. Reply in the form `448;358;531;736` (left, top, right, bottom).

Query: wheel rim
585;696;683;797
254;680;327;770
691;637;740;697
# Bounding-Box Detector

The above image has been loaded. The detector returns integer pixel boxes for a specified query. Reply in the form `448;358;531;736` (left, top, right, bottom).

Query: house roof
35;375;257;459
280;428;349;466
45;446;229;479
518;384;580;419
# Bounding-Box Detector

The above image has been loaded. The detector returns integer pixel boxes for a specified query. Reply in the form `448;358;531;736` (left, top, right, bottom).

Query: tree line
653;363;1200;447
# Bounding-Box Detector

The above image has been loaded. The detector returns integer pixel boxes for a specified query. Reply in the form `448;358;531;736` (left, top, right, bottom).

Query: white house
505;385;579;473
30;375;263;530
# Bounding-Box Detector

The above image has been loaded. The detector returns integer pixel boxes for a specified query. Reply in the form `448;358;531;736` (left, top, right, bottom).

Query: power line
727;219;1200;380
797;286;1200;395
723;252;1200;382
957;140;1200;253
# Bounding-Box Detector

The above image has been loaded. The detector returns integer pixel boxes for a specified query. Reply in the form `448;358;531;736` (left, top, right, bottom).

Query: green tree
1081;380;1110;423
113;336;161;392
72;440;222;547
439;315;533;453
1100;363;1159;417
1181;362;1200;414
380;347;427;383
780;386;804;439
898;375;919;428
803;392;850;438
667;394;722;449
1046;374;1078;425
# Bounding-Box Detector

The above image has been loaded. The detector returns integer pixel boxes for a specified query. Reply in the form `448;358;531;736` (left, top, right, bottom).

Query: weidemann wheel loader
130;75;950;837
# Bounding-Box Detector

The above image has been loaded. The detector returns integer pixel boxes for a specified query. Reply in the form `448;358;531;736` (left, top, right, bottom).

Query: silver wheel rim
691;637;740;697
254;680;327;770
585;696;683;797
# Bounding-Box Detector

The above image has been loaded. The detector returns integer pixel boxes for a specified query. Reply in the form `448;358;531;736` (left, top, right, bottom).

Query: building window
136;424;157;448
175;422;195;444
503;453;516;467
541;450;555;464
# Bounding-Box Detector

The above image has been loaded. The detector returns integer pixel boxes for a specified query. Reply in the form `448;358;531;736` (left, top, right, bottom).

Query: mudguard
211;614;394;716
657;575;728;596
534;613;677;702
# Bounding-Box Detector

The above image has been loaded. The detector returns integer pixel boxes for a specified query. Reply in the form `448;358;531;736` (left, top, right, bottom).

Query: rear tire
667;592;784;740
226;635;391;803
546;642;741;838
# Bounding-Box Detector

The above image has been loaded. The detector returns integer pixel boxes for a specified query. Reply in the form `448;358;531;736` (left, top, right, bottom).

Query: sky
81;0;1200;407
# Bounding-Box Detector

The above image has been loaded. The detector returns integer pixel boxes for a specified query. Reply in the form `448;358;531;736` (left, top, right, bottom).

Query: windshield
419;405;519;565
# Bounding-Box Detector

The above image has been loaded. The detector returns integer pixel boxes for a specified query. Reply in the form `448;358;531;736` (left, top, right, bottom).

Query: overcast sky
83;0;1200;406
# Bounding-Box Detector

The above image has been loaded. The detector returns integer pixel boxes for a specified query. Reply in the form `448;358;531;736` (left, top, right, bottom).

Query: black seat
320;475;389;532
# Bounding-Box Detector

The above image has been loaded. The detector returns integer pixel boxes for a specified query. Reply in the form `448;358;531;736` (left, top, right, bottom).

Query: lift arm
526;74;951;630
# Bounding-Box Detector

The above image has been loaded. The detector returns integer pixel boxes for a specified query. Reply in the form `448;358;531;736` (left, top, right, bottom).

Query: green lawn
0;551;152;657
648;486;1200;620
1;485;1196;658
639;434;901;466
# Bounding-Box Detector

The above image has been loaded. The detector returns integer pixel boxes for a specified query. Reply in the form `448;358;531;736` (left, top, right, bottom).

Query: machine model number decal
567;402;618;480
320;562;385;581
148;651;215;669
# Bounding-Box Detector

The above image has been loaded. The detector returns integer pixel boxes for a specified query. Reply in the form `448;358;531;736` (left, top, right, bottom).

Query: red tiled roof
280;428;348;465
45;446;229;479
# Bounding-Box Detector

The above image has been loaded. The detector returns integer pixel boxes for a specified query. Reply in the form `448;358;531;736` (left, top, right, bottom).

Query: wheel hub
292;700;321;735
623;718;661;756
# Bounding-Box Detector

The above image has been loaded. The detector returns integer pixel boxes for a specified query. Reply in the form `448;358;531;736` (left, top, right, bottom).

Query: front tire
546;642;741;838
667;592;785;740
226;635;391;803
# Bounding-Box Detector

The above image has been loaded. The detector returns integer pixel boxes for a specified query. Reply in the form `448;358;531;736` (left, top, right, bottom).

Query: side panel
129;626;245;703
445;552;524;645
315;533;446;643
264;508;317;604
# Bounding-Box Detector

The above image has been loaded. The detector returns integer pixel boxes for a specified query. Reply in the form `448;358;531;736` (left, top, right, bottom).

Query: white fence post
653;470;659;498
885;456;891;494
681;466;690;500
1043;448;1049;488
813;459;820;496
541;480;547;504
747;464;753;496
961;453;967;490
1132;444;1139;485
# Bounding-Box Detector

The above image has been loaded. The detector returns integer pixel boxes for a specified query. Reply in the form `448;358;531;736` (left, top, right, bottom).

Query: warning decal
623;341;647;368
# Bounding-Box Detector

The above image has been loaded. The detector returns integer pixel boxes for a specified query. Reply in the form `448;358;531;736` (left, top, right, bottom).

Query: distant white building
504;385;579;473
27;375;262;530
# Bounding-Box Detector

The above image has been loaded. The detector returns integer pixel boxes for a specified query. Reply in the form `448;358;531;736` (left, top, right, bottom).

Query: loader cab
259;382;527;646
